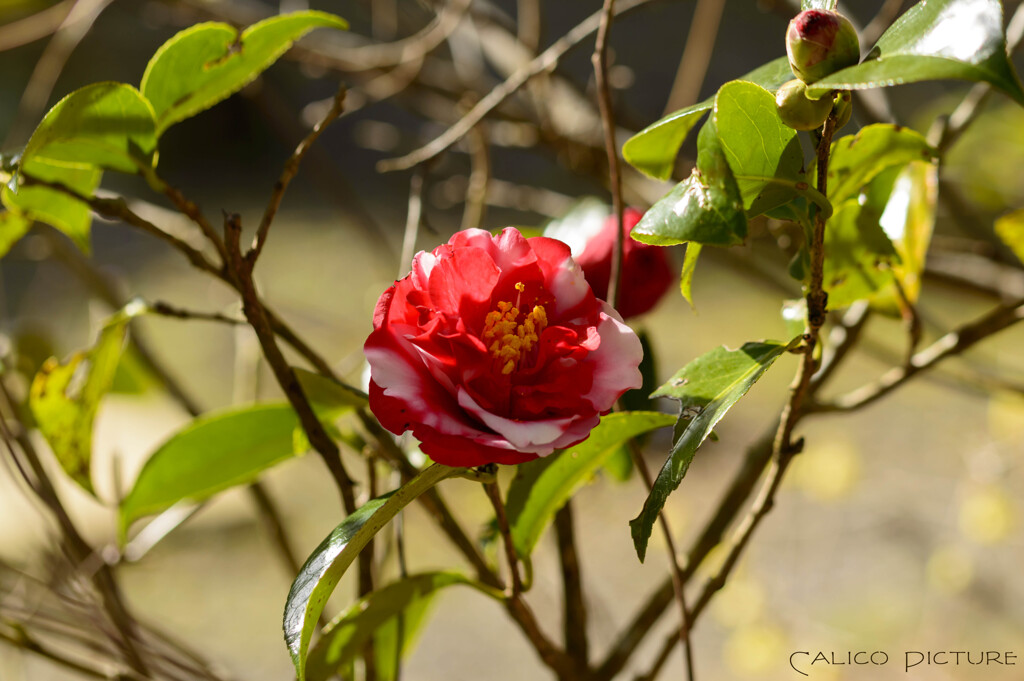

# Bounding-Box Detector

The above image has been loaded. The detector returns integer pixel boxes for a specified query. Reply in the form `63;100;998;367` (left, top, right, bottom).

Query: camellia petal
365;227;644;467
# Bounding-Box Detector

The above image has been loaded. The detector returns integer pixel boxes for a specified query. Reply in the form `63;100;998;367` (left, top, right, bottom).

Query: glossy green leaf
541;197;608;256
2;157;100;252
284;464;461;681
120;403;301;538
871;161;939;312
623;57;793;179
995;208;1024;264
713;81;806;216
29;317;129;495
679;242;702;308
826;124;935;205
631;120;747;247
22;82;156;173
802;0;837;9
506;411;675;559
0;211;31;259
293;367;368;418
631;339;798;561
306;572;502;681
142;11;348;135
808;0;1024;106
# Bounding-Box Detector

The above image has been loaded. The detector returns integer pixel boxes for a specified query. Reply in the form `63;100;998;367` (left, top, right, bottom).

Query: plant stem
554;502;589;666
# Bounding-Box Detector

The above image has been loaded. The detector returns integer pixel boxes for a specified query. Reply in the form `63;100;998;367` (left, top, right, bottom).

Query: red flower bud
574;208;675;319
786;10;860;84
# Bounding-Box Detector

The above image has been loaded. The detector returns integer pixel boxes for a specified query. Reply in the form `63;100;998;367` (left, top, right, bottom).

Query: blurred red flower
365;228;643;467
574;208;674;319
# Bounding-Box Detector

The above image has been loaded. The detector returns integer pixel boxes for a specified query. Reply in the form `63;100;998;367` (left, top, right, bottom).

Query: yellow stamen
482;284;547;375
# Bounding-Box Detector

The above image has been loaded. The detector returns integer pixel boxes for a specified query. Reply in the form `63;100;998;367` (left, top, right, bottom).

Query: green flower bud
833;91;853;130
786;10;860;84
776;79;833;131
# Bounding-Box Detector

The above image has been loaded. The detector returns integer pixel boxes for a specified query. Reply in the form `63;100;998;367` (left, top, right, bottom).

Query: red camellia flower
573;208;674;319
364;228;643;467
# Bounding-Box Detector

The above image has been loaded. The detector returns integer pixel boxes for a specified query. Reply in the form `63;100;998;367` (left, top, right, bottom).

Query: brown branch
592;0;626;310
0;0;73;51
629;445;695;681
222;213;358;515
0;624;113;680
811;297;1024;413
248;86;347;264
484;478;524;597
399;169;426;277
376;0;655;172
20;174;221;277
554;503;589;666
0;384;150;677
141;169;228;266
460;108;491;231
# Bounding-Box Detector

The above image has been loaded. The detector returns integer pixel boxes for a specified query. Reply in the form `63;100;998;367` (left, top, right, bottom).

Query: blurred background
1;0;1024;679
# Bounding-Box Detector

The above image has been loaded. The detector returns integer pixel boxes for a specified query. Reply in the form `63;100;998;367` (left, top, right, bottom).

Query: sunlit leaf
826;124;935;205
2;157;100;252
713;81;806;216
505;411;674;559
679;242;702;309
871;161;939;312
622;57;792;180
631;119;747;247
630;340;798;561
22;82;156;173
29;317;129;495
142;11;348;135
822;196;899;309
802;0;837;9
284;464;461;681
995;208;1024;265
306;572;502;681
808;0;1024;106
120;403;301;538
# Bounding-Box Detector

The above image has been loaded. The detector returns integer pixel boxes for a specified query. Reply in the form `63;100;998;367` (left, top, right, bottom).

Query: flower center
482;282;548;375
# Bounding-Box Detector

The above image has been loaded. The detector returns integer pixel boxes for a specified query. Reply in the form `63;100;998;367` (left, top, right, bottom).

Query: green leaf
826;124;935;205
622;57;793;179
713;81;806;216
293;367;369;418
808;0;1024;106
120;403;301;538
284;464;461;681
306;572;502;681
995;208;1024;264
0;211;31;259
631;340;797;561
142;11;348;135
29;317;129;495
2;157;100;252
506;412;675;559
679;242;702;309
871;161;939;312
802;0;837;9
822;196;900;309
22;82;156;173
630;119;747;247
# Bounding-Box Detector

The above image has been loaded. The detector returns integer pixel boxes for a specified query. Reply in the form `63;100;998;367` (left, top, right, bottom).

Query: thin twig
223;213;358;515
0;626;111;680
663;0;726;115
0;0;73;51
376;0;654;172
400;169;425;276
3;0;115;150
553;503;589;667
460;106;491;230
629;444;695;681
484;479;523;596
0;383;150;677
248;86;347;264
811;297;1024;413
147;300;245;325
592;0;626;310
